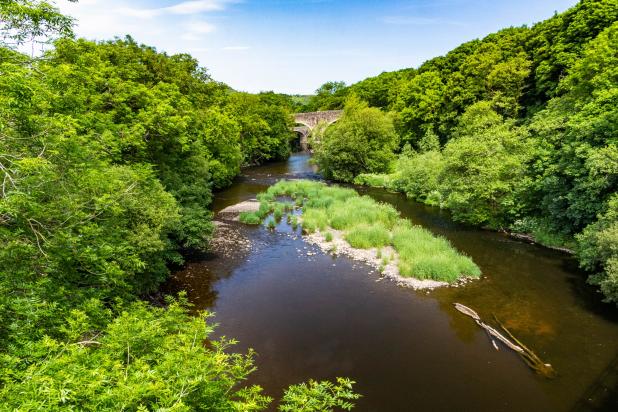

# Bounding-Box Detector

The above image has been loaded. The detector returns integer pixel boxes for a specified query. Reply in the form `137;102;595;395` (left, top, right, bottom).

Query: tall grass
239;211;261;225
345;223;391;249
392;223;480;281
302;208;329;233
241;179;481;282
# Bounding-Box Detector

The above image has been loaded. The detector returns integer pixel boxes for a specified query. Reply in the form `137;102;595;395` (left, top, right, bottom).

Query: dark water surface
169;153;618;411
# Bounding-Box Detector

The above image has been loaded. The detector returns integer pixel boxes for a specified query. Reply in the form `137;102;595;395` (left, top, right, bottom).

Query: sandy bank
217;200;261;221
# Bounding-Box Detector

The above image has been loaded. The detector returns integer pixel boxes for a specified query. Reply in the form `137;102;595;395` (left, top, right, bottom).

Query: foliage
353;173;394;190
1;297;272;411
279;378;361;412
0;0;76;48
527;21;618;236
314;97;399;182
0;5;361;410
440;106;536;228
577;195;618;304
245;180;480;282
393;70;446;147
390;150;445;206
334;1;618;303
525;0;618;103
225;92;294;165
304;81;349;111
1;296;359;411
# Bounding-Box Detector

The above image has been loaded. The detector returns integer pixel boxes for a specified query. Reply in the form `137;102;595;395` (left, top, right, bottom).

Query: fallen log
454;303;556;378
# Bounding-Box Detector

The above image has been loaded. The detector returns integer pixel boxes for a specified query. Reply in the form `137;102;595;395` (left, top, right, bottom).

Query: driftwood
454;303;556;378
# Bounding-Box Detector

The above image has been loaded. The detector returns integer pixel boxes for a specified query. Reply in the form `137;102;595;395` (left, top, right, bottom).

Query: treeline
0;1;361;409
308;0;618;304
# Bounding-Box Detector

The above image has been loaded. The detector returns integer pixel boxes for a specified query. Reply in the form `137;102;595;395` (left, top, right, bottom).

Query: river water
168;153;618;411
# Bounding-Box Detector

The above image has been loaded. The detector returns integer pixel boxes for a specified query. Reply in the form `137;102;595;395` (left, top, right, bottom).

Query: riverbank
354;174;577;256
170;153;618;412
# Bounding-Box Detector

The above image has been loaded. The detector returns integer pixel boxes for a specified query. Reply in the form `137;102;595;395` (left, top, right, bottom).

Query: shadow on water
168;153;618;411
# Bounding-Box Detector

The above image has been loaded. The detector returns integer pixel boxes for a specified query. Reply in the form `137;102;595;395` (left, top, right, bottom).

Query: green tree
314;97;399;182
1;296;360;411
440;106;535;228
0;0;76;48
306;81;349;111
577;195;618;304
391;150;445;206
394;71;445;148
225;92;293;165
529;21;618;235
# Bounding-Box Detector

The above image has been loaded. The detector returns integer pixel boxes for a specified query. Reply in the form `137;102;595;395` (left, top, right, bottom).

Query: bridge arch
292;110;343;151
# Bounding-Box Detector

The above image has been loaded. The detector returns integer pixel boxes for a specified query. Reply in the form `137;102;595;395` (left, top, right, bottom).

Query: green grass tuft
273;203;285;222
392;225;480;282
345;223;391;249
239;211;262;225
257;179;481;282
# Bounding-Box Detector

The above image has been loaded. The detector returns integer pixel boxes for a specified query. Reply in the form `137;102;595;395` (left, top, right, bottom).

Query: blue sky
57;0;579;94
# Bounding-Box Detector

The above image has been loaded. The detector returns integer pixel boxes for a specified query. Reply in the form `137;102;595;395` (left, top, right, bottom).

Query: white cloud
114;7;160;19
180;21;217;41
185;21;217;34
115;0;238;19
165;0;233;14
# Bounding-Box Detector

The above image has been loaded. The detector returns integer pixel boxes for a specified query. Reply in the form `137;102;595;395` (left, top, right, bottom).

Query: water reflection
169;153;618;411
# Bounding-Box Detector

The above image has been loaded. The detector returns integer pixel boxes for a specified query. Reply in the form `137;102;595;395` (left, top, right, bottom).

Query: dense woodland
307;0;618;306
0;1;361;410
1;0;617;409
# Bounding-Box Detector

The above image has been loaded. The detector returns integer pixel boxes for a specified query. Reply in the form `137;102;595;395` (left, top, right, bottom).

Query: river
167;153;618;411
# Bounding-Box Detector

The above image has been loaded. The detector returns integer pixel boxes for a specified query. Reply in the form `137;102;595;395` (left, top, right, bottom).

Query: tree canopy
0;3;361;410
310;0;618;305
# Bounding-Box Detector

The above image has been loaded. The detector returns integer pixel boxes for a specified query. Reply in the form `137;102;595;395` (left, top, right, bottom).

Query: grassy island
240;180;481;283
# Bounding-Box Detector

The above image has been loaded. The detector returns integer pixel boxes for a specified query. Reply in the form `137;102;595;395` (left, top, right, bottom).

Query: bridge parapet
294;110;343;129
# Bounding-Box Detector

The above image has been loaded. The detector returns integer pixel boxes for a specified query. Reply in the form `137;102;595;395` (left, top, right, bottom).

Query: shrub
577;195;618;305
354;173;393;189
279;378;360;412
391;151;445;203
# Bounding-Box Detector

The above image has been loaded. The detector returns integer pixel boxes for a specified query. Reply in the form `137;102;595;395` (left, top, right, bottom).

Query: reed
242;179;481;282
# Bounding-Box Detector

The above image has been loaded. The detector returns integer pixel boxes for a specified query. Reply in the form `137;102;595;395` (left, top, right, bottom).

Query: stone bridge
293;110;343;151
